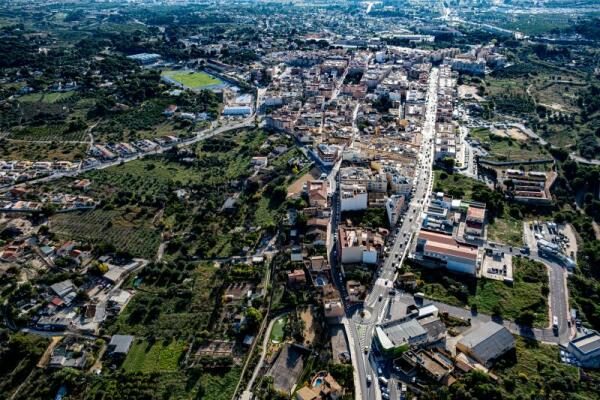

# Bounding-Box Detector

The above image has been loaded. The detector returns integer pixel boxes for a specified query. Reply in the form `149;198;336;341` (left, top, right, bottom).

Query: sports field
161;70;222;89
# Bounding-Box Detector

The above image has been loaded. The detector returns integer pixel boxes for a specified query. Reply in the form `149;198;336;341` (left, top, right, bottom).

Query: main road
0;116;257;193
327;67;440;400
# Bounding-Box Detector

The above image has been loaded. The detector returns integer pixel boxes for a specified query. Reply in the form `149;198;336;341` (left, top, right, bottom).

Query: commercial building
566;331;600;368
456;321;515;368
375;318;428;353
415;230;481;275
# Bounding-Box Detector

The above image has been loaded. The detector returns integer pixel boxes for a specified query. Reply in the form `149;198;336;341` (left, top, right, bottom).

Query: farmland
17;91;75;104
122;339;185;373
105;262;222;339
161;70;222;89
0;140;88;161
50;208;161;259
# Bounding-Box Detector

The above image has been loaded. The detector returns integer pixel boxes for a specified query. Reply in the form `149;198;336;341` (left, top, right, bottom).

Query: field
50;208;161;259
105;261;222;339
470;127;549;162
18;91;74;103
270;315;287;343
161;70;222;89
122;339;185;373
488;213;523;247
8;124;88;142
0;141;88;161
410;257;549;327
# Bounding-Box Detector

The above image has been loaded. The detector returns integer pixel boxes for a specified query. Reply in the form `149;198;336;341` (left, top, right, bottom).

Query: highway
327;67;440;400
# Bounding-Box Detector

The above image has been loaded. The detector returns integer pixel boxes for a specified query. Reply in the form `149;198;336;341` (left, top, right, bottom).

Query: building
386;195;406;227
456;321;515;368
415;230;481;275
314;143;340;166
223;106;253;116
338;226;386;265
340;184;368;211
375;318;428;353
108;335;134;356
464;203;486;238
127;53;161;64
307;180;328;208
288;269;307;286
566;331;600;368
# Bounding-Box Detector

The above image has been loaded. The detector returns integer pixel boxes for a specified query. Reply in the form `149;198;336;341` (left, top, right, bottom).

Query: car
377;366;383;375
366;375;372;385
378;294;383;301
364;346;370;354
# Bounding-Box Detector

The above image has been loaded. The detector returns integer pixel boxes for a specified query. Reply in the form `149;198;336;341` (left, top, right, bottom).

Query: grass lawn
161;70;221;89
122;339;185;373
409;257;548;327
270;315;287;343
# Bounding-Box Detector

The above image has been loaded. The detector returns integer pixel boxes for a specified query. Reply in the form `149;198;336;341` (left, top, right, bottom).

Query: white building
340;184;368;211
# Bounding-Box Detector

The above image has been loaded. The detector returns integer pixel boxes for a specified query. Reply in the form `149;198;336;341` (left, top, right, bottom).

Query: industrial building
456;321;515;368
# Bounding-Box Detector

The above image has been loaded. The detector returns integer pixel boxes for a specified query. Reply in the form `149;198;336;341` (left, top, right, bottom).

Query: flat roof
420;230;479;261
571;332;600;355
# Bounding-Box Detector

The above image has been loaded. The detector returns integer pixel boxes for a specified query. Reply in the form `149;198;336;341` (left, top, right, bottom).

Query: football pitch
161;70;222;89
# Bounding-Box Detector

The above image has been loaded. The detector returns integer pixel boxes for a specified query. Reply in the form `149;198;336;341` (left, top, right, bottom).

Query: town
0;1;599;400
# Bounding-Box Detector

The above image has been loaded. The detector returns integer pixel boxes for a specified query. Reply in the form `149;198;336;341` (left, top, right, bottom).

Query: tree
245;307;263;331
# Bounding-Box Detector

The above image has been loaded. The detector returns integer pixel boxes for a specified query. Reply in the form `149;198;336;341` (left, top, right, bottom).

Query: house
251;156;268;168
50;280;75;299
288;269;307;286
73;179;92;191
346;280;366;303
307;180;328;208
566;331;600;368
456;321;515;368
108;335;134;356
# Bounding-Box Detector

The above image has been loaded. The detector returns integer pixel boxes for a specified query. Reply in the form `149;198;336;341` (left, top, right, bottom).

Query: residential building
340;184;368;211
338;226;386;265
307;180;328;208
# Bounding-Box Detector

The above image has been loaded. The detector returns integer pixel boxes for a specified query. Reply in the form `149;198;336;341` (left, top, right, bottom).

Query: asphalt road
333;67;440;400
0;117;256;192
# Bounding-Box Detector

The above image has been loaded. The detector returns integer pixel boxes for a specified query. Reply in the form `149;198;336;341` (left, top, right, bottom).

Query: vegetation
161;70;222;89
408;257;549;327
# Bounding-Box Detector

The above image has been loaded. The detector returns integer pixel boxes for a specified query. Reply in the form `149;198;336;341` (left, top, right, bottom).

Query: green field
161;70;222;89
122;339;185;373
270;315;287;343
18;92;74;103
